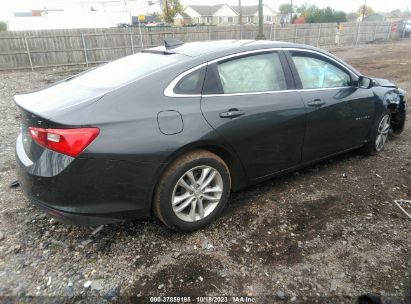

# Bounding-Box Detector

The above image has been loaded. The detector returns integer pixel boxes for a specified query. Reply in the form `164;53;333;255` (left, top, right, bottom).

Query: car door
200;50;306;180
285;50;375;162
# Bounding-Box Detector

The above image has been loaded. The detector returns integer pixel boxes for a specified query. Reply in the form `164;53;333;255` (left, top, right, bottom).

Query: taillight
28;127;100;157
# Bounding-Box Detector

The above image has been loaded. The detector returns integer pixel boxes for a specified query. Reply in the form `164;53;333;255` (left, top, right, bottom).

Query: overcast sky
1;0;410;21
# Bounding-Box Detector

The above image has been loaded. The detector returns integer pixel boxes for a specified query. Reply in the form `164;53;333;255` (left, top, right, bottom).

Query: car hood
372;77;397;88
14;80;108;120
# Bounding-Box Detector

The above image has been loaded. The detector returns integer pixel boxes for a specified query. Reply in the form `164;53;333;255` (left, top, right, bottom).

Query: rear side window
174;67;205;95
210;52;287;94
292;55;351;89
203;53;287;94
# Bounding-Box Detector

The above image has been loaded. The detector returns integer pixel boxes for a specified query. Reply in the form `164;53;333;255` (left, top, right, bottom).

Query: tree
279;3;293;15
162;0;183;23
296;3;318;18
0;21;7;31
347;12;359;22
303;6;347;23
357;5;375;18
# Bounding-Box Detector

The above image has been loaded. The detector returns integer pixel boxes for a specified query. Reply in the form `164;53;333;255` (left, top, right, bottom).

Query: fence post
81;33;89;67
373;23;378;41
138;24;144;49
316;23;322;47
356;22;361;44
294;25;297;43
273;23;276;41
269;23;272;40
129;28;134;54
386;22;392;41
24;36;34;71
208;27;212;40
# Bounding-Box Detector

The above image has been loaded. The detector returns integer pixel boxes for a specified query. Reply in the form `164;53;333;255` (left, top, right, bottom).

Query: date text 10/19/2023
149;296;256;303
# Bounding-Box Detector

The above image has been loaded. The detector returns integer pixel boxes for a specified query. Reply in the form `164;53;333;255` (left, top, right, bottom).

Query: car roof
148;40;304;57
145;40;361;76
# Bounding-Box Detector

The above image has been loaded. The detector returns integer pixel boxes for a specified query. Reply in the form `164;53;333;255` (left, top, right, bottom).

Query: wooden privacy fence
0;21;402;71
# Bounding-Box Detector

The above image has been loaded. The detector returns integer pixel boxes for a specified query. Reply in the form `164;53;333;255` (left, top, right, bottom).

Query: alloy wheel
375;114;390;152
171;165;223;222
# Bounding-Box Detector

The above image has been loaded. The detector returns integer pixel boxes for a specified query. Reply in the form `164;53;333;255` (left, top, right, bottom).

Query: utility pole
256;0;265;39
165;0;170;23
290;0;293;23
362;0;367;21
238;0;242;25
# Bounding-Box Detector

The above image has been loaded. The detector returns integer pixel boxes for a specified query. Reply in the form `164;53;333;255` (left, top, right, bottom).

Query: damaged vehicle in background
14;40;407;232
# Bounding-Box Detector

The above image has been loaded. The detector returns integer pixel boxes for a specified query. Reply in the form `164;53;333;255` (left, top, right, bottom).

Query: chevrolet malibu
15;40;407;231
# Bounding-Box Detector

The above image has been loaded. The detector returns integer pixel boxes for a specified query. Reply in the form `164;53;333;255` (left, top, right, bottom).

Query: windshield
68;52;186;89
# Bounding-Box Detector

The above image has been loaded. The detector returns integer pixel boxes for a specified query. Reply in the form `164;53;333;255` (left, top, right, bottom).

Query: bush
0;21;7;31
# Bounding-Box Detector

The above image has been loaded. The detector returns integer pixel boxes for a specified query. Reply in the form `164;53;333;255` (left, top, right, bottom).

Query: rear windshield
68;52;185;89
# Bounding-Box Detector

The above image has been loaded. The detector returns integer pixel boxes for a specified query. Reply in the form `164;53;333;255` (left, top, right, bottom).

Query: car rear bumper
28;196;126;226
16;134;164;226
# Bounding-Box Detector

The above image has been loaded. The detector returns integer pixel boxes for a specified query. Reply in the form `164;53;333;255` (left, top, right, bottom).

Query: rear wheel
154;150;231;232
361;113;391;155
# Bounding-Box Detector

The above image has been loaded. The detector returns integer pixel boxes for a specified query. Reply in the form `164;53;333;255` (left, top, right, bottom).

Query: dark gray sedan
15;40;407;231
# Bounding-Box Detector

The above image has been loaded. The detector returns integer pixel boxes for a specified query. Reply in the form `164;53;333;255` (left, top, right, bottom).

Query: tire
390;110;406;135
361;113;391;155
154;150;231;232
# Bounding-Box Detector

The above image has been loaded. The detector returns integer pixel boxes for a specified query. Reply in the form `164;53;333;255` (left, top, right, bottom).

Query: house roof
188;4;228;16
231;5;275;16
176;11;190;19
231;5;258;16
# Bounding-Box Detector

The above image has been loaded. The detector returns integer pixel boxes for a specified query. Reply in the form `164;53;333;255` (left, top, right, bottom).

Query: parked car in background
403;20;411;37
15;40;407;231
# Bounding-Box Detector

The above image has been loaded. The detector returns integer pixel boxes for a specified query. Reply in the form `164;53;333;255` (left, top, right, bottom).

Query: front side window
292;55;351;89
215;53;287;94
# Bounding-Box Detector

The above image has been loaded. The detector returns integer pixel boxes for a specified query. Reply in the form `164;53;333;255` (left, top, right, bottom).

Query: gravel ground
0;41;410;304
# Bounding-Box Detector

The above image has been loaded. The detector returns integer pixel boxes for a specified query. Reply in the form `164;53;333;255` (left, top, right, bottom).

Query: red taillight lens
28;127;100;157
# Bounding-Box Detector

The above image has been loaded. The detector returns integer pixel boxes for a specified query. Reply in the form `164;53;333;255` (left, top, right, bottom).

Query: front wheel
154;150;231;232
361;113;391;155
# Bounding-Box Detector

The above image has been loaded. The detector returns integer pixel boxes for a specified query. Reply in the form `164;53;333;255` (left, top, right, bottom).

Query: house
231;5;279;24
175;4;238;26
174;12;192;26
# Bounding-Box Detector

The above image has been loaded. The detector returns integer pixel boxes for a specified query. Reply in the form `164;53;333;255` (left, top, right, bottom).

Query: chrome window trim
201;86;351;98
163;47;359;98
164;62;207;98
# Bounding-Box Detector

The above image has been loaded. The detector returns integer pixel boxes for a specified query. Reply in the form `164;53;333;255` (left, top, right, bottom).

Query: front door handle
219;108;245;118
307;99;326;107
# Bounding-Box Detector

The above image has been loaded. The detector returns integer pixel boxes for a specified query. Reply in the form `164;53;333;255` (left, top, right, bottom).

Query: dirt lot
0;41;410;303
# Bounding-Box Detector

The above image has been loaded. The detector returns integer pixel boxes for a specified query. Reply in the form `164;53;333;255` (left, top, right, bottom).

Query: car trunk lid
14;80;107;120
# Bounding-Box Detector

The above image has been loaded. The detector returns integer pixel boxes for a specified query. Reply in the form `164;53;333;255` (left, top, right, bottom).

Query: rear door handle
307;99;326;107
219;108;245;118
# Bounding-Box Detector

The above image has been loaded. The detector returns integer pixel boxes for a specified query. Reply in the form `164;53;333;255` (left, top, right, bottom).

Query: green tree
0;21;7;31
162;0;183;23
278;3;293;15
301;5;346;23
297;3;319;18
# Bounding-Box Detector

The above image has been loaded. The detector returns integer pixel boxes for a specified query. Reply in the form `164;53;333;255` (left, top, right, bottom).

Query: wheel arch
146;142;248;215
161;142;248;192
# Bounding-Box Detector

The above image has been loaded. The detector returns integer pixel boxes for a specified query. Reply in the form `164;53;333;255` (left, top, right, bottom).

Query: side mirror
358;76;373;89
